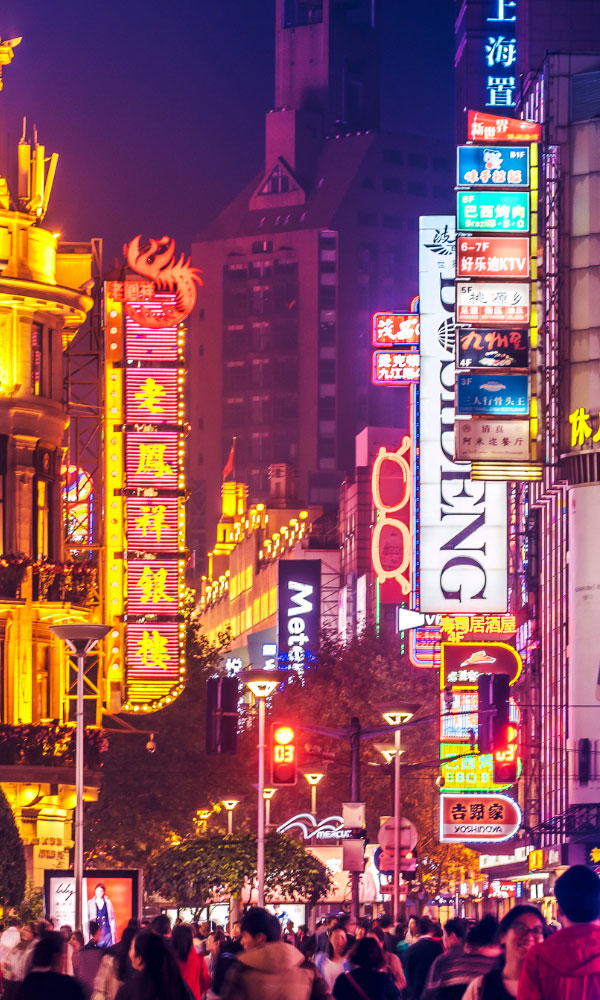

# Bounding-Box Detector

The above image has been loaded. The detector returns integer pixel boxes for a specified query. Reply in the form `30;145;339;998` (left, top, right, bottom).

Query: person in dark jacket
18;932;84;1000
333;937;401;1000
518;865;600;1000
73;921;105;1000
115;931;190;1000
405;917;444;1000
463;906;544;1000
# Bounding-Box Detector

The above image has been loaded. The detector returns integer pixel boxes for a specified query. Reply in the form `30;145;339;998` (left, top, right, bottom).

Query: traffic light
206;676;238;754
271;723;297;785
478;673;510;753
492;713;519;785
401;848;417;874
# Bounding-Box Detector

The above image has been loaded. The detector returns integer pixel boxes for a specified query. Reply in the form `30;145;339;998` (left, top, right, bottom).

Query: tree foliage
0;785;26;910
147;832;331;906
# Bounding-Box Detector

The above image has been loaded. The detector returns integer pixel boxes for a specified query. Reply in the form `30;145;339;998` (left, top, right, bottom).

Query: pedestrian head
367;927;385;946
151;913;171;938
207;928;226;957
231;920;241;939
555;865;600;925
407;915;417;935
88;920;100;943
379;915;393;930
20;923;35;944
71;930;85;950
240;908;281;951
171;923;194;963
443;918;466;949
130;930;185;1000
59;924;72;942
466;914;499;954
417;915;434;937
94;883;106;901
499;906;545;968
350;936;385;970
330;926;348;958
31;931;65;972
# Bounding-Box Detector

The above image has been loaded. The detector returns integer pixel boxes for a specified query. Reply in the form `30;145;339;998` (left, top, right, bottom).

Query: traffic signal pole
257;694;266;907
350;716;361;919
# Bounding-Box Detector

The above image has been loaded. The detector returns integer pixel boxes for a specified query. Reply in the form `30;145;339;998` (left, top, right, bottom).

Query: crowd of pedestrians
0;864;599;1000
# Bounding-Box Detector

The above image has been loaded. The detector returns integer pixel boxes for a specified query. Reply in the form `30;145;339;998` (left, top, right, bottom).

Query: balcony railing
0;724;108;770
0;557;98;607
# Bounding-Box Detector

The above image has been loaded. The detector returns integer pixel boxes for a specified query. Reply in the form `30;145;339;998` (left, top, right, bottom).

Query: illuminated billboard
457;191;529;233
456;281;530;326
372;351;419;385
104;235;199;712
277;560;321;672
468;111;541;144
457;327;528;370
372;313;419;347
456;372;529;416
456;146;529;188
371;437;413;603
418;218;507;613
456;236;530;280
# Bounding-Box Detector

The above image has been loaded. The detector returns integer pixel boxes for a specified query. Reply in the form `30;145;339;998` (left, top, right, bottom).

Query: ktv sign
418;218;507;613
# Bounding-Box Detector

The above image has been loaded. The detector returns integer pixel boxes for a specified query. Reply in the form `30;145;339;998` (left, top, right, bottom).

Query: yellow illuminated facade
0;82;101;885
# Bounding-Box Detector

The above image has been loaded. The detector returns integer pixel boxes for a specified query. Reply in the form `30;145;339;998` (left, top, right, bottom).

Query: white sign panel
455;418;530;461
419;218;507;612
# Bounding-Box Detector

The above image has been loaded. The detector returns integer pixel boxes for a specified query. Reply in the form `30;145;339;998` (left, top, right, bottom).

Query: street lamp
49;623;110;931
222;799;239;834
381;702;420;924
239;668;287;906
303;772;324;815
263;788;277;827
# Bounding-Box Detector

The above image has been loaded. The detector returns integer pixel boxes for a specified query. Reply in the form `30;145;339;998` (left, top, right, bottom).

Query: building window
383;148;403;165
320;285;336;309
251;240;273;254
35;480;50;560
357;211;377;227
408;152;427;169
319;359;336;384
318;436;336;458
251;359;272;388
251;432;271;462
31;323;43;396
224;362;247;392
260;164;292;195
224;397;246;427
319;234;337;251
251;285;274;315
249;259;274;279
407;180;426;196
283;0;323;28
252;322;272;352
251;395;272;425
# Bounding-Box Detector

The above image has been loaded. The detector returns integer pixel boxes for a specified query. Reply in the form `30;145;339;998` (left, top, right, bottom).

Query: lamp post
381;702;420;924
222;799;239;834
263;788;277;828
239;668;287;907
303;772;324;815
49;623;110;931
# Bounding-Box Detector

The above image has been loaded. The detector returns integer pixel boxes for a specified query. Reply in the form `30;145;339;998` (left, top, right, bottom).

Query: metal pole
350;716;360;920
311;784;317;816
227;809;233;835
393;726;401;924
265;797;271;828
75;652;85;931
257;696;266;906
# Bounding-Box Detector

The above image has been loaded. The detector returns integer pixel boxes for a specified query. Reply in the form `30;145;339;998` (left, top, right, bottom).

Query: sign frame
457;145;530;188
456;236;530;280
457;191;530;234
456;372;529;417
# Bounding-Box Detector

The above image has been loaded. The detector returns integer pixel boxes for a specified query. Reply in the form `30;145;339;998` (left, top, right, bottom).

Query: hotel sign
456;236;530;280
457;191;529;233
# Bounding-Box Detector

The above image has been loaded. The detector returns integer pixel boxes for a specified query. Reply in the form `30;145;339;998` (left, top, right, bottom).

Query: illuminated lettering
135;377;167;414
138;629;171;669
136;567;173;605
135;443;173;478
135;504;167;543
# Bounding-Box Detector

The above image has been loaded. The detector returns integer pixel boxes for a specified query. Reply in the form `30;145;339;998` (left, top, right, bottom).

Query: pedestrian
333;936;401;1000
462;906;544;1000
150;914;172;939
172;923;210;1000
2;922;35;995
220;906;330;1000
91;922;138;1000
114;930;190;1000
422;917;468;1000
367;928;406;992
18;931;85;1000
315;926;351;992
205;928;227;999
405;917;444;999
405;917;419;946
73;921;105;1000
518;864;600;999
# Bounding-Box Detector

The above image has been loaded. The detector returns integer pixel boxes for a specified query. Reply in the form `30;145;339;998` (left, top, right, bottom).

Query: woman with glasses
462;906;545;1000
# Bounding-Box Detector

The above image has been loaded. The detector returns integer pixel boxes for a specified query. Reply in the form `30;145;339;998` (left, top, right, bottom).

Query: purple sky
0;1;454;267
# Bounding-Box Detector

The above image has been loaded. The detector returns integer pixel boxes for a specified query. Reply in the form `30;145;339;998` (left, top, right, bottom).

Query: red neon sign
467;111;541;144
125;432;179;489
126;369;179;424
124;236;203;328
372;351;420;385
127;559;180;615
126;622;180;679
371;437;413;601
126;497;179;550
372;313;420;347
456;236;530;280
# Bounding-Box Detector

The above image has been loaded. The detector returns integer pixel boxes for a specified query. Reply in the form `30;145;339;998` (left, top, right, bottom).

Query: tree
14;880;44;923
0;785;26;911
147;832;331;908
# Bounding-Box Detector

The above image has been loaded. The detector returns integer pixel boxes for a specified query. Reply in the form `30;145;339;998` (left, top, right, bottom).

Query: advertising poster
419;217;507;613
456;236;530;280
372;313;419;347
44;870;141;942
457;191;529;233
456;282;530;326
468;111;541;144
372;351;419;384
456;372;529;416
457;146;529;188
457;327;528;370
568;486;600;803
455;418;530;462
277;560;321;671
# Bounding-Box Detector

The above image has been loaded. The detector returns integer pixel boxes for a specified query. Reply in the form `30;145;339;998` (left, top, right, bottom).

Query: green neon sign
457;190;530;233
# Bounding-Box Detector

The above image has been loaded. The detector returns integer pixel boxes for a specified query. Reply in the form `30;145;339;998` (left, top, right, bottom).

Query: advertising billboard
457;327;528;370
457;191;529;233
457;236;529;280
456;281;530;326
372;351;419;385
278;560;321;672
44;870;142;942
457;146;529;188
440;793;521;843
456;373;529;416
419;217;507;613
372;313;419;347
455;418;530;462
468;111;541;144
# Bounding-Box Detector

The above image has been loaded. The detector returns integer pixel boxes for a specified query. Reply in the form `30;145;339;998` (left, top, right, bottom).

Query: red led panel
372;351;420;385
126;497;179;550
125;294;180;361
125;432;179;489
372;313;420;347
126;622;180;679
127;559;179;614
125;369;179;424
456;236;530;280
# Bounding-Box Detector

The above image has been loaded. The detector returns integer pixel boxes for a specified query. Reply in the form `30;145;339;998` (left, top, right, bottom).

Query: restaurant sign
457;146;529;188
467;111;541;144
440;793;522;843
457;190;529;233
457;326;528;370
456;372;529;416
456;282;530;326
455;417;530;461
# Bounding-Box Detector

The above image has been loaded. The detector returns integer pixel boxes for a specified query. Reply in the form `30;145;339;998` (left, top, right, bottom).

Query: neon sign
372;313;420;347
371;437;412;598
372;351;419;385
484;0;516;110
103;235;190;712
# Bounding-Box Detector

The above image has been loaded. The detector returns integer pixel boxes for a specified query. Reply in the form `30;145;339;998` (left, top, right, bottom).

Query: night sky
0;1;455;268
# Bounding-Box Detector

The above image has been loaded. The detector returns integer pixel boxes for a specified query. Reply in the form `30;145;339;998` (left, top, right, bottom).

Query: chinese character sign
371;437;413;603
440;793;521;842
457;146;529;188
457;236;530;280
457;327;528;369
372;313;420;347
456;372;529;416
457;191;529;233
456;282;530;325
372;351;420;385
455;417;530;461
468;112;541;144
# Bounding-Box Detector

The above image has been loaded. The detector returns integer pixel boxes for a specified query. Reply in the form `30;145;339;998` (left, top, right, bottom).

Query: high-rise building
187;0;454;573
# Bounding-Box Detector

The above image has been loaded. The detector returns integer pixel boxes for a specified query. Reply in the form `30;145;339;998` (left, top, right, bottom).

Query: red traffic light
271;723;297;785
